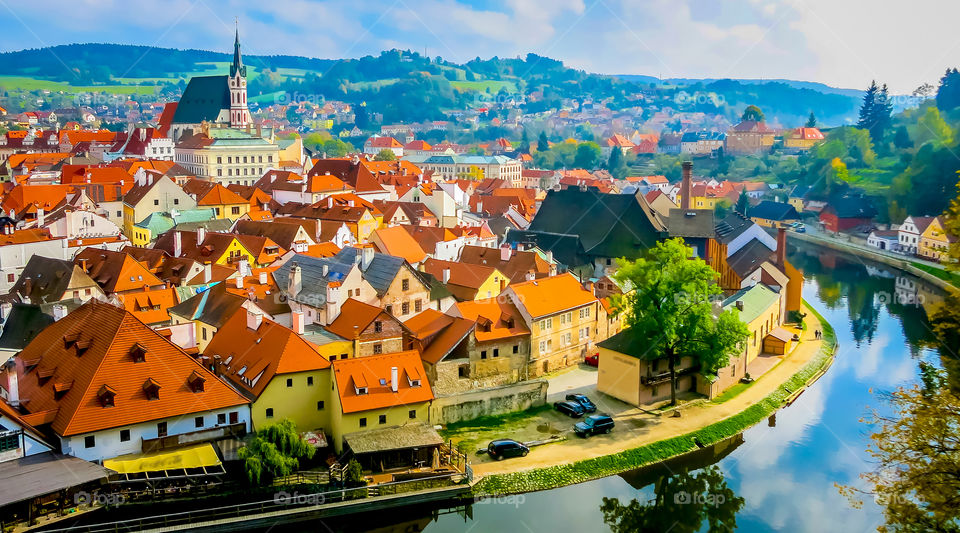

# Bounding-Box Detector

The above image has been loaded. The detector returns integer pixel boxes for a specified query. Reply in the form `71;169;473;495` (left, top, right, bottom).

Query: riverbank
470;302;838;496
789;230;959;292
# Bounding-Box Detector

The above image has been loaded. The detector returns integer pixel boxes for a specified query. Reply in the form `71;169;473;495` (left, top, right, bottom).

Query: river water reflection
275;243;950;533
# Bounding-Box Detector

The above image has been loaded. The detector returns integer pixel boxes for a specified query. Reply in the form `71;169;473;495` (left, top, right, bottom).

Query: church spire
230;20;246;78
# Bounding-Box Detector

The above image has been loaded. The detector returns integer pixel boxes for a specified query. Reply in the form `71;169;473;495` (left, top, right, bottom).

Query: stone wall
429;380;548;425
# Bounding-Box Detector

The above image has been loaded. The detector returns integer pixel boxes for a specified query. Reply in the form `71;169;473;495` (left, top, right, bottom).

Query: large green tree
735;188;750;216
806;111;817;128
573;141;602;169
537;131;549;152
741;105;764;122
374;149;397;161
613;238;750;405
936;68;960;112
607;146;628;179
237;419;316;485
601;466;744;533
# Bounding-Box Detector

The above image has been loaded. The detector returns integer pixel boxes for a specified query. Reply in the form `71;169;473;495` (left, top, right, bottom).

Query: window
173;198;179;205
374;321;383;332
157;422;167;438
84;435;95;448
513;344;519;353
330;355;337;361
307;376;314;386
373;343;383;354
540;318;552;331
195;416;204;428
286;378;293;388
154;199;159;206
120;429;130;442
401;302;410;314
229;412;238;424
409;409;417;419
385;305;393;314
340;353;348;360
414;299;422;313
266;408;274;418
580;307;591;319
317;401;324;410
231;206;240;215
401;279;409;291
202;328;207;341
5;273;12;283
378;414;387;425
359;417;367;428
493;348;499;357
480;350;487;359
580;326;590;340
217;413;226;425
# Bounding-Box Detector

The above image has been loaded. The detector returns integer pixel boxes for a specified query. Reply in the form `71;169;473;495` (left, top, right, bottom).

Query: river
267;243;951;533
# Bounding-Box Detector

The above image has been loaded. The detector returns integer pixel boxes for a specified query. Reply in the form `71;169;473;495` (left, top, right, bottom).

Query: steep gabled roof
15;300;248;436
171;75;230;124
507;273;597;319
11;256;97;304
403;309;475;365
750;201;800;222
332;351;433;414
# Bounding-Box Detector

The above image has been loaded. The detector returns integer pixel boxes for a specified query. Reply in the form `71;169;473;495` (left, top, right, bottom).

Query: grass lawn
0;75;156;95
910;261;960;288
450;80;519;93
439;404;555;453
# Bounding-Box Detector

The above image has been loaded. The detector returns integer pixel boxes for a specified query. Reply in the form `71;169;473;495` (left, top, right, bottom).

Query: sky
1;0;958;93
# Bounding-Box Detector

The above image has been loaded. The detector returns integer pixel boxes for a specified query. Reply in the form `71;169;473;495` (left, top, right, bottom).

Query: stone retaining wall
429;380;548;425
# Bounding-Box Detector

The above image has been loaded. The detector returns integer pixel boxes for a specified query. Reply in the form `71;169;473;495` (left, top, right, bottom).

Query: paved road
793;227;948;270
545;365;599;402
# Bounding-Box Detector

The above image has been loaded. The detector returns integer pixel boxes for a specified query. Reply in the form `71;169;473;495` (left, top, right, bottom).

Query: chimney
52;304;67;321
288;263;302;297
196;226;206;244
173;231;182;257
735;300;744;311
776;227;787;267
325;283;341;324
680;161;692;210
246;308;263;330
525;270;536;281
327;196;334;209
203;262;212;283
361;246;374;270
4;360;19;407
442;268;451;284
390;367;399;392
546;250;554;263
322;264;329;277
0;302;11;322
500;243;512;262
258;271;268;285
583;280;595;295
235;276;244;289
37;208;45;227
292;311;305;334
238;258;250;277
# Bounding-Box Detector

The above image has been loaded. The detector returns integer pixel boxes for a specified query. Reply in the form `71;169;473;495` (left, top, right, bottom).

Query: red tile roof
332;351;433;414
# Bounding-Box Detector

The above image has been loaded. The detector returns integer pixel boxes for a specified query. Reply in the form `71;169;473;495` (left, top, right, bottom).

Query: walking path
471;304;825;478
796;228;947;270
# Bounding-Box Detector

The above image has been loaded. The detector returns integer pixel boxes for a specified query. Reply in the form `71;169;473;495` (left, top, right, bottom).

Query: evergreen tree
537;131;549;152
806;111;817;128
519;129;530;154
858;80;879;131
893;125;912;150
936;68;960;112
735;188;750;215
607;146;624;173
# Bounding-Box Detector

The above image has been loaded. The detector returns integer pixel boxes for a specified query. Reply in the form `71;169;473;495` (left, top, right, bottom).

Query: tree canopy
237;419;315;485
374;149;397;161
613;238;750;405
741;105;765;122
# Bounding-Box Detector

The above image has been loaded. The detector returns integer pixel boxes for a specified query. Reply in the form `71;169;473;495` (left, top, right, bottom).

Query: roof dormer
129;343;147;363
97;384;116;407
142;377;161;400
188;370;206;393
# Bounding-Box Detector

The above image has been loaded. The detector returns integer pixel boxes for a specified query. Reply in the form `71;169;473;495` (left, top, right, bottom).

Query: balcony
142;422;246;453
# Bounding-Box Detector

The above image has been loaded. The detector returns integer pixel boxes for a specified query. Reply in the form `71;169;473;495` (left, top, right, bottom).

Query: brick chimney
776;227;787;267
680;161;693;210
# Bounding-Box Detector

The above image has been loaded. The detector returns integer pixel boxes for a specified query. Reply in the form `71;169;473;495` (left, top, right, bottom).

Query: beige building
404;154;523;186
503;273;601;377
174;126;281;187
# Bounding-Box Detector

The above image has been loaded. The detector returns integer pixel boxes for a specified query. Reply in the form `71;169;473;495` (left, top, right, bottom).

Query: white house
867;229;899;251
897;216;935;255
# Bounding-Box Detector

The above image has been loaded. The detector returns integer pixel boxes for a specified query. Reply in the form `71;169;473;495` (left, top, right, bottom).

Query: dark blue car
554;400;585;418
565;393;597;413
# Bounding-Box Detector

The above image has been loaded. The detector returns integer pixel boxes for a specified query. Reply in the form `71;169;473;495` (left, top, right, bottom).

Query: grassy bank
472;302;837;496
910;261;960;288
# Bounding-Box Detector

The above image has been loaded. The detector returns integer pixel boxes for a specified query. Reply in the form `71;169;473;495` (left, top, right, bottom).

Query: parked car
795;224;806;233
574;414;615;437
554;400;585;418
565;393;597;413
584;351;599;367
487;439;529;460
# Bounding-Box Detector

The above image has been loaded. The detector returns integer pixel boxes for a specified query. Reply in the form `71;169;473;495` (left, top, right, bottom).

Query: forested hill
0;44;860;125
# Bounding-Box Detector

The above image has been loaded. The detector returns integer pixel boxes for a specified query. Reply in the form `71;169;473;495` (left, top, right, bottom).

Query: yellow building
420;259;508;301
122;174;196;239
919;216;955;262
329;351;434;453
784;127;824;152
204;309;335;432
154;229;284;269
174;126;282;187
504;273;601;377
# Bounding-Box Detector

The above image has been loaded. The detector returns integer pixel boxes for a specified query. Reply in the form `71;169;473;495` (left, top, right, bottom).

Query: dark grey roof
10;256;77;304
334;248;411;297
727;238;776;277
0;303;54;350
171;75;230;124
826;194;878;219
504;229;588;270
667;208;716;238
0;452;112;507
749;201;799;222
715;212;755;244
418;271;454;302
597;328;657;359
272;254;352;307
167;282;247;328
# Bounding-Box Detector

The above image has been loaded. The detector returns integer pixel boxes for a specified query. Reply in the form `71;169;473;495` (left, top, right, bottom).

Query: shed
763;327;795;355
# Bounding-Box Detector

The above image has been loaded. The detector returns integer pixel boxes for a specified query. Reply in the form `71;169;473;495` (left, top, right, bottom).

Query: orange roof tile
371;226;427;264
507;273;598;319
16;300;248;436
119;287;180;325
453;298;529;342
332;351;433;414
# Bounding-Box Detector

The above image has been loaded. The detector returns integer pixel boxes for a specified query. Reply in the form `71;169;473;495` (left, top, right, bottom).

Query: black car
574;414;615;437
565;393;597;413
487;439;529;460
554;400;585;418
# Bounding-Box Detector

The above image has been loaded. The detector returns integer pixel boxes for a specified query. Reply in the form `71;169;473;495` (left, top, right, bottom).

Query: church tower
228;24;249;128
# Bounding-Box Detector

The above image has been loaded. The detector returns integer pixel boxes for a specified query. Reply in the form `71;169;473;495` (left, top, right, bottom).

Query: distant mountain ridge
0;43;863;126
